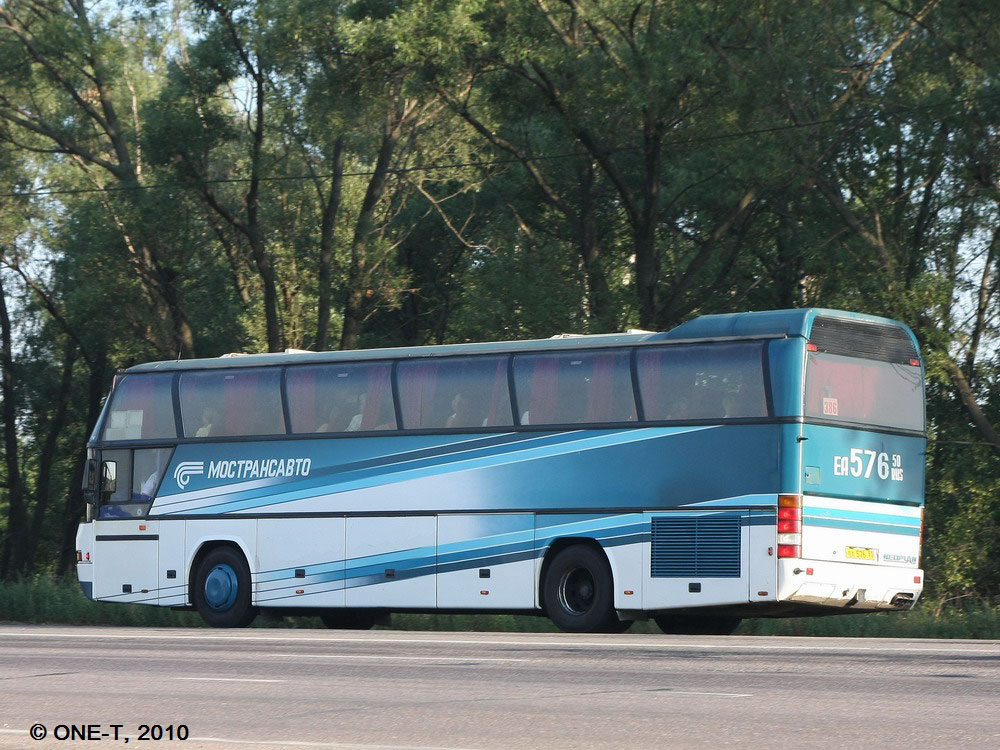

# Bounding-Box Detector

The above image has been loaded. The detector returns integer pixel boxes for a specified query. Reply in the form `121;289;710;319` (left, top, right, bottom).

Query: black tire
319;609;382;630
653;614;742;635
192;546;257;628
543;544;623;633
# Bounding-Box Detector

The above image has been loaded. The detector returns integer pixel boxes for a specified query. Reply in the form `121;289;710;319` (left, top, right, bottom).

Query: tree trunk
575;163;616;332
340;122;400;351
0;272;27;578
316;137;346;351
25;342;78;573
55;347;107;578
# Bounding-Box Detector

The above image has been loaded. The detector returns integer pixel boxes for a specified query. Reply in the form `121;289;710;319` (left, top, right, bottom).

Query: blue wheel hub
204;563;238;611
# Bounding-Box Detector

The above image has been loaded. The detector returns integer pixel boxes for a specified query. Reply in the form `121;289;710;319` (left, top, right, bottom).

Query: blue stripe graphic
803;517;921;537
160;426;719;515
803;506;920;527
253;510;771;603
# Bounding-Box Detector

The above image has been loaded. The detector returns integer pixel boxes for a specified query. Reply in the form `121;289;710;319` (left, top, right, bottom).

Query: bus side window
180;369;285;437
398;356;512;430
97;449;146;518
637;343;767;421
286;363;396;434
132;448;172;501
513;350;635;426
100;461;117;501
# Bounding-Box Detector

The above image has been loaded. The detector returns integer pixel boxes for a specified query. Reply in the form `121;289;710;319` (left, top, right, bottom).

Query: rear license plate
846;547;877;561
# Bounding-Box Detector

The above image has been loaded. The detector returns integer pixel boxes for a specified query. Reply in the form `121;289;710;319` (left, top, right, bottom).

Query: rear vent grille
651;516;741;578
810;316;917;364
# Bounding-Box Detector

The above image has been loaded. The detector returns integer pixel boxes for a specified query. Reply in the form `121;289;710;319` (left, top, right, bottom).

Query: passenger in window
345;393;365;431
133;448;172;501
195;407;219;438
316;393;363;432
446;392;480;429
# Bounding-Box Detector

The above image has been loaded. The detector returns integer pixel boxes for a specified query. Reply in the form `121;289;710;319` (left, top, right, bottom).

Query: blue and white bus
76;308;925;632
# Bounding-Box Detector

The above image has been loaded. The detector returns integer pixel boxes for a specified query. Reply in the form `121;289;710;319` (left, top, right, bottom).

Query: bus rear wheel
543;544;628;633
193;546;257;628
319;609;382;630
653;614;742;635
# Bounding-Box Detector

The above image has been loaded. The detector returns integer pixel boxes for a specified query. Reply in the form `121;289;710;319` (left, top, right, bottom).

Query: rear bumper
777;558;923;610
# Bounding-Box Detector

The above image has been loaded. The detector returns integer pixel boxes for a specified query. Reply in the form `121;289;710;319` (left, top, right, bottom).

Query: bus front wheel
653;614;742;635
543;544;630;633
193;546;257;628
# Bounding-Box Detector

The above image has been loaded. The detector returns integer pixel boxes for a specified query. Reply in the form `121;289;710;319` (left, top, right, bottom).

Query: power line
0;93;995;200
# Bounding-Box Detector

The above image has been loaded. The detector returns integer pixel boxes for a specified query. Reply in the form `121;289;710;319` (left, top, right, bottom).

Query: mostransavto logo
173;461;205;489
207;458;312;481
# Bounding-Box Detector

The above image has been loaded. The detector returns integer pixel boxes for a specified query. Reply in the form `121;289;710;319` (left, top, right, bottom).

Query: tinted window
398;356;512;429
97;448;146;519
132;447;172;501
513;350;636;425
805;352;923;431
102;374;176;441
286;363;396;433
637;343;767;421
179;369;285;438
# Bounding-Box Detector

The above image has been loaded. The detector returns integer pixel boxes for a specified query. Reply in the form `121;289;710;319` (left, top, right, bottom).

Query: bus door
91;448;172;604
91;449;159;602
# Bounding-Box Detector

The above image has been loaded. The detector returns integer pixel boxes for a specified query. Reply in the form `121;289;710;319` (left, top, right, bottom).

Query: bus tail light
777;495;802;557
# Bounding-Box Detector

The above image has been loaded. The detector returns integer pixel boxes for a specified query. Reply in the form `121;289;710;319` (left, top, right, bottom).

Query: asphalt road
1;626;998;750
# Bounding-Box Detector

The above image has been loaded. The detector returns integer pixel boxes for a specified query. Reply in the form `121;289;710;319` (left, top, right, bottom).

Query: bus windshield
804;352;924;432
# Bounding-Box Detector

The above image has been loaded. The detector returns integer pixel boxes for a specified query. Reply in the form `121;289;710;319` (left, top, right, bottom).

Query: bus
75;308;926;633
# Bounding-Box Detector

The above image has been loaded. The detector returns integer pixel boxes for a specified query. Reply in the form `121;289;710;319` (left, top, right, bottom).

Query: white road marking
2;630;998;656
660;691;752;697
279;653;530;663
175;677;286;683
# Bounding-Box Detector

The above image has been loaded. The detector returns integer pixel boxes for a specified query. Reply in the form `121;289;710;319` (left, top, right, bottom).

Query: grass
2;577;998;638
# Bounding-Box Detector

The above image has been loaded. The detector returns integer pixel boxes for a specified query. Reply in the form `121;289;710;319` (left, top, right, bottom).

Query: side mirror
82;458;98;502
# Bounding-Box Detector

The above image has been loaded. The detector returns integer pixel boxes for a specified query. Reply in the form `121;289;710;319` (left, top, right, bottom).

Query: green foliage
3;578;998;639
0;0;997;606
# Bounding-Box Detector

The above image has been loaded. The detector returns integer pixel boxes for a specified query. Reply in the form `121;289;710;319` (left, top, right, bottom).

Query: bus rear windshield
805;352;923;432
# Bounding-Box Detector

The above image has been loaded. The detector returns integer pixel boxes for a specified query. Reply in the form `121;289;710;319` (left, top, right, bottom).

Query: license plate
846;547;877;561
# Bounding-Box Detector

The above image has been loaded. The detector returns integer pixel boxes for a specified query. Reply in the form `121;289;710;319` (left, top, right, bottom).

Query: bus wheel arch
189;541;257;628
540;539;631;633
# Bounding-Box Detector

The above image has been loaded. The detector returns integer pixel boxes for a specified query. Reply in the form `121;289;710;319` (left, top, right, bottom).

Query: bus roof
126;308;915;373
661;308;915;342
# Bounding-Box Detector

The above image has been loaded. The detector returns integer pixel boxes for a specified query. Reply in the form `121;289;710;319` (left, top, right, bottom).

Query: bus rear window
805;352;923;431
102;374;176;441
179;369;285;438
